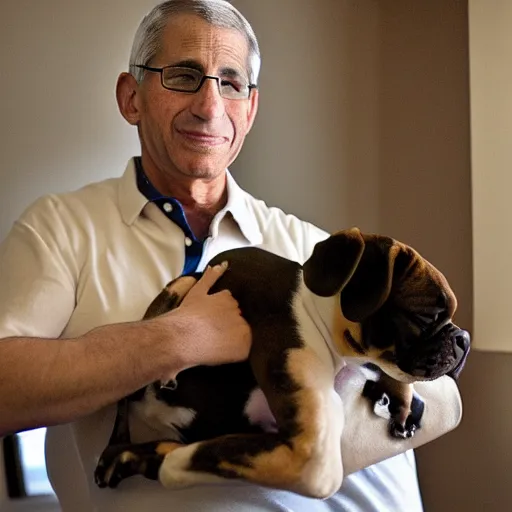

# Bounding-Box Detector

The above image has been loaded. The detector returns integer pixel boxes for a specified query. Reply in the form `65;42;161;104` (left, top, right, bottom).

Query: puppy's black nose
449;329;471;380
455;329;471;354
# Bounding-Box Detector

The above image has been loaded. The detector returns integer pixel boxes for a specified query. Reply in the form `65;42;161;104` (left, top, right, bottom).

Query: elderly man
0;1;427;510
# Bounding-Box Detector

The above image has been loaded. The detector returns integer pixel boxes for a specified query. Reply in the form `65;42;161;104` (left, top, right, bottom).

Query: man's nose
190;77;226;121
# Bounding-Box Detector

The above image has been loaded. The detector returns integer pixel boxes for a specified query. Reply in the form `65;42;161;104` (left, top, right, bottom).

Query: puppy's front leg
363;374;424;439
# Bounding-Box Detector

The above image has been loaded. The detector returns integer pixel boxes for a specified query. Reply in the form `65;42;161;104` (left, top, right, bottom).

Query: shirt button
184;237;193;247
163;202;173;213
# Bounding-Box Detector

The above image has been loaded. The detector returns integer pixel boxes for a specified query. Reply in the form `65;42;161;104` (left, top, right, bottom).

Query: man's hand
153;263;252;377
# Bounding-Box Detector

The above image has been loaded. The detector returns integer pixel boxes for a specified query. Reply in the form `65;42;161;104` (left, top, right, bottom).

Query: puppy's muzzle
446;328;471;380
397;325;471;381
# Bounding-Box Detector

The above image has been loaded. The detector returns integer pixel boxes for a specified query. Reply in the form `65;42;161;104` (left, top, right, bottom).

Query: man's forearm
0;265;252;436
0;320;176;436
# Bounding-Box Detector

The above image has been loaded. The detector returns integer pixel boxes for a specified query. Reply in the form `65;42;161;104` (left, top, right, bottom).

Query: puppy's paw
94;441;181;489
389;419;417;439
94;445;146;489
406;393;424;433
363;380;425;440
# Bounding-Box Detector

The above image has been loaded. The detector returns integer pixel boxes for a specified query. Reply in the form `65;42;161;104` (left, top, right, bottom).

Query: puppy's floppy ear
303;228;365;297
342;234;459;326
339;234;397;322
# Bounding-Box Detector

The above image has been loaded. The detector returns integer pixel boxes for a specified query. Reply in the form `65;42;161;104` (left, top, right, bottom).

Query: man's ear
303;228;365;297
245;88;259;132
116;72;141;126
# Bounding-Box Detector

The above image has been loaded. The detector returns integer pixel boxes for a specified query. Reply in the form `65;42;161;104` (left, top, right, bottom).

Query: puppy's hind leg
158;323;345;498
95;439;183;489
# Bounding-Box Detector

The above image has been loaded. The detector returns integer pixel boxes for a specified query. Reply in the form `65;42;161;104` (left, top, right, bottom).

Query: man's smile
177;129;229;146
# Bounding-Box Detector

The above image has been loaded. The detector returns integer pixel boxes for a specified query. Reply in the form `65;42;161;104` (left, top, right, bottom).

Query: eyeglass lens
162;67;250;99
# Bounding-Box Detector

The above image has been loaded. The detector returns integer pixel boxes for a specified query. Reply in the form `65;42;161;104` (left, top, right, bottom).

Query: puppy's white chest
129;387;196;442
292;284;343;372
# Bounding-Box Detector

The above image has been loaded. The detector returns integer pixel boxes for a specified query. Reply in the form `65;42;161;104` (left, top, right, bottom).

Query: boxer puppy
95;228;470;498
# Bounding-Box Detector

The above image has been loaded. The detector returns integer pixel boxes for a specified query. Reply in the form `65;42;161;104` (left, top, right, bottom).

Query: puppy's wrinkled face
362;245;471;382
303;228;471;383
357;247;469;381
360;300;470;383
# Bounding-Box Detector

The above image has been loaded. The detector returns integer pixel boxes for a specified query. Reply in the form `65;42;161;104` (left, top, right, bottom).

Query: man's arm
0;265;251;436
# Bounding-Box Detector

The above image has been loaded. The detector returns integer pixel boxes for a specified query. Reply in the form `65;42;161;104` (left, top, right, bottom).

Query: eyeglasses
132;65;257;100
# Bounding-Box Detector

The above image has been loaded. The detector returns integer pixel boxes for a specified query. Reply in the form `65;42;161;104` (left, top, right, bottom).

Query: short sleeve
0;201;76;339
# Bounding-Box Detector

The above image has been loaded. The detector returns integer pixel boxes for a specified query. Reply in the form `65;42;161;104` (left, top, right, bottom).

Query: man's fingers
190;261;229;295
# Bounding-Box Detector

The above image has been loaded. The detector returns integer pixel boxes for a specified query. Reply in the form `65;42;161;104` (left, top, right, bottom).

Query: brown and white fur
94;228;470;498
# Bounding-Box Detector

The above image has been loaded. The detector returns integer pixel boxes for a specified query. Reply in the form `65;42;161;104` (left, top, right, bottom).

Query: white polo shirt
0;159;423;511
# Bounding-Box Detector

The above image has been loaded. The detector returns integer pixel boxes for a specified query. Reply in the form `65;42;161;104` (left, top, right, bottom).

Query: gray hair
129;0;261;84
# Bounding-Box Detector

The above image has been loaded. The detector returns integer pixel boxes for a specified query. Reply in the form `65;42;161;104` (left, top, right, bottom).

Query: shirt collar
117;158;148;226
117;157;262;245
213;170;263;245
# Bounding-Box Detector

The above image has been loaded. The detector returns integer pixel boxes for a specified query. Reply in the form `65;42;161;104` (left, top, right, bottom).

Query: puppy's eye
415;313;437;326
413;305;446;328
402;310;432;331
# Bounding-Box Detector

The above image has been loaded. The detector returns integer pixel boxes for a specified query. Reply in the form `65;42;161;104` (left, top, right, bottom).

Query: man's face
123;14;259;183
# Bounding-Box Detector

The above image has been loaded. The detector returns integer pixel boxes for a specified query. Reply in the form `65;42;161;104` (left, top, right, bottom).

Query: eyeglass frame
132;64;258;99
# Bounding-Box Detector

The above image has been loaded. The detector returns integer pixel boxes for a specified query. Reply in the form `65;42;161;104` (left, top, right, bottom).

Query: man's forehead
157;15;249;73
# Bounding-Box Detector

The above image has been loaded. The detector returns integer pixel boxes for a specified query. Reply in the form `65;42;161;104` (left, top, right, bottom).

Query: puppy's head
303;228;470;382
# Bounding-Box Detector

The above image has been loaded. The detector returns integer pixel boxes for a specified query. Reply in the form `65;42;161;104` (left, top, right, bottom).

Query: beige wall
0;0;157;241
0;0;508;510
469;0;512;352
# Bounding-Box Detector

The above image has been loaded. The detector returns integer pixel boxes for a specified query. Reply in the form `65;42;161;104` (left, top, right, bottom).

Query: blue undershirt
135;157;204;274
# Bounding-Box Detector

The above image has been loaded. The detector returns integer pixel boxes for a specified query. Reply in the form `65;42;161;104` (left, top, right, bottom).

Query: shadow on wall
376;0;473;308
231;0;381;234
